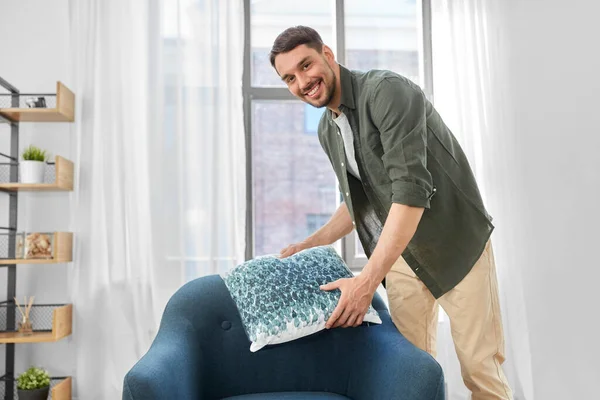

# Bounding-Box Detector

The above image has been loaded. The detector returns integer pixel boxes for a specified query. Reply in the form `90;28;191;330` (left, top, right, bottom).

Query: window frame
243;0;434;268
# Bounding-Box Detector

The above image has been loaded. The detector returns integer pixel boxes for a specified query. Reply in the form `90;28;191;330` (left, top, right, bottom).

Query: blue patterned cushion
222;245;382;352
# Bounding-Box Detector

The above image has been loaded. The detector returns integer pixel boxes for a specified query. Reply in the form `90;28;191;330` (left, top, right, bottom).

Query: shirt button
341;162;345;167
337;131;341;135
346;192;349;196
352;221;356;226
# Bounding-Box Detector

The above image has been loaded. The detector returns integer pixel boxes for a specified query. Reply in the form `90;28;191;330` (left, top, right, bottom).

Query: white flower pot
20;160;45;183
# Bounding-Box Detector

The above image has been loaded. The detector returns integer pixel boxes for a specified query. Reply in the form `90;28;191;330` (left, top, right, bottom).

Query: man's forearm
361;203;424;290
306;202;354;246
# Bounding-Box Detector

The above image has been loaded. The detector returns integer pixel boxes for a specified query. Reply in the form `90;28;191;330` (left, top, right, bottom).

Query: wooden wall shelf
51;376;72;400
0;232;73;265
0;304;72;343
0;156;74;192
0;376;71;400
0;82;75;122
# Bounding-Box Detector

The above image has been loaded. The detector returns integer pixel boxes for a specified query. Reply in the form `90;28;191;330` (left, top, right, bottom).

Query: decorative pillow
221;245;382;352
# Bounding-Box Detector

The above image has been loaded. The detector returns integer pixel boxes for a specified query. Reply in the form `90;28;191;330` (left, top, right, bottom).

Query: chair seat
222;392;350;399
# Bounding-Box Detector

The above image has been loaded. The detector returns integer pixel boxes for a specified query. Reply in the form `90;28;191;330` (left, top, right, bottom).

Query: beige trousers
386;240;513;400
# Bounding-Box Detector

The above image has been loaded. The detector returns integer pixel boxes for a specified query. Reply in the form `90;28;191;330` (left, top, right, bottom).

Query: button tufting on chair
221;321;232;330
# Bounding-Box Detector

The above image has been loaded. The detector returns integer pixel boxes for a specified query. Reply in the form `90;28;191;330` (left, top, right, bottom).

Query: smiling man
271;26;512;399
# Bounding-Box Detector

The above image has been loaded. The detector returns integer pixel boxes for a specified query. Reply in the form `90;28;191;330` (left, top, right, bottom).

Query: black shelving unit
0;75;21;400
0;76;73;400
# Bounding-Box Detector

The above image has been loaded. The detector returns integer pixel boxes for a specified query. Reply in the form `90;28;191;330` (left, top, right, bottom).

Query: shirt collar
327;64;355;121
338;64;356;110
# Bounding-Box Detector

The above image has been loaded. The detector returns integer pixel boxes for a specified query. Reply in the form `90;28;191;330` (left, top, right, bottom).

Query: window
250;0;334;87
306;214;332;237
251;101;338;256
245;0;432;267
304;104;325;135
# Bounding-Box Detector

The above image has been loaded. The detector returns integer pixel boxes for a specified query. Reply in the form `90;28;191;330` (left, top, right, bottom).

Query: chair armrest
122;311;204;399
346;312;445;400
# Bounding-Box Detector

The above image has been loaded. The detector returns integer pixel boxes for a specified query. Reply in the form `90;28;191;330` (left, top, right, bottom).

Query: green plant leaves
21;145;47;162
16;366;50;390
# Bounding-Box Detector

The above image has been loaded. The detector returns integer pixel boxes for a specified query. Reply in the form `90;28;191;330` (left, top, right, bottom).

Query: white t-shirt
332;112;362;180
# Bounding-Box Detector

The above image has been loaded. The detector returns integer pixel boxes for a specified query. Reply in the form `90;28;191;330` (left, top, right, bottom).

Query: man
271;26;512;399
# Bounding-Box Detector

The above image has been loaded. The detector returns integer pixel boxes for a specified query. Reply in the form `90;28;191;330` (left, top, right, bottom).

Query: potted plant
16;366;51;400
20;145;47;184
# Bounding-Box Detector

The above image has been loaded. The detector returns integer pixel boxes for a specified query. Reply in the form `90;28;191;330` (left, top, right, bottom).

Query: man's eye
303;63;310;70
287;77;295;83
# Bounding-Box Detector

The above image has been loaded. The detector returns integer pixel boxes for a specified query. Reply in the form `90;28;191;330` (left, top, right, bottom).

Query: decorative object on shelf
15;232;25;259
20;145;48;184
15;296;35;335
22;232;53;259
16;366;51;400
25;97;47;108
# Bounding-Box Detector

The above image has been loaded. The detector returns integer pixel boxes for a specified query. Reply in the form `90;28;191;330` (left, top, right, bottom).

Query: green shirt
317;65;494;298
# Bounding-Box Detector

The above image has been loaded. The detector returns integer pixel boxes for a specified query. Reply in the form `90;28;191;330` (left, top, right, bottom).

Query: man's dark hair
269;26;324;68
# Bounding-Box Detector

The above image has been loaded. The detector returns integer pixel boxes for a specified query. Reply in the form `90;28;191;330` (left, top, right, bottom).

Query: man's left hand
320;274;377;329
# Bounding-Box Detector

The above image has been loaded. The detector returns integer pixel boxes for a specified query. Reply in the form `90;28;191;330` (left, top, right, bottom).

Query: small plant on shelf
20;145;48;184
16;366;51;400
21;145;47;162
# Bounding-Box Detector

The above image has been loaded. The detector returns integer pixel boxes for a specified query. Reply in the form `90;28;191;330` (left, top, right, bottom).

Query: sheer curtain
431;0;534;399
150;0;246;323
68;0;245;398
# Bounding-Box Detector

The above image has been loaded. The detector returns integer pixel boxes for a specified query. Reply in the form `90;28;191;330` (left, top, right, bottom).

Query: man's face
274;44;336;109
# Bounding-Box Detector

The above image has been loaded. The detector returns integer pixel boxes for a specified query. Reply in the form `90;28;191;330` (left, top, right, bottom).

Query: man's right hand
279;240;314;258
278;203;354;259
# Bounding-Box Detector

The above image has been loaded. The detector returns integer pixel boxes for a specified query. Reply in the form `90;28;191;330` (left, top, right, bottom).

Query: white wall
501;0;600;398
0;0;74;388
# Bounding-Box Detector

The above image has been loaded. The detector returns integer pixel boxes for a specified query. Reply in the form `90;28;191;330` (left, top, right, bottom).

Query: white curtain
153;0;246;305
68;0;245;398
431;1;534;399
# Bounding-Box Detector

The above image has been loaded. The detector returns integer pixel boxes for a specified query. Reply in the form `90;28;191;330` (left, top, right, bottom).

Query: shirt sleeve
369;76;434;208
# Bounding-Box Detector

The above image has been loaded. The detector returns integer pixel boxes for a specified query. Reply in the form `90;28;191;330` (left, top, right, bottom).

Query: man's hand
279;240;313;258
320;274;377;329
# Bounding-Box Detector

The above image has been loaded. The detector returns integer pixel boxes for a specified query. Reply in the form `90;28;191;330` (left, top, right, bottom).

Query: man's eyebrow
280;56;311;81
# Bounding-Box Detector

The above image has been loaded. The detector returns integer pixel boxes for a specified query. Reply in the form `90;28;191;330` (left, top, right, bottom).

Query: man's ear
322;45;336;64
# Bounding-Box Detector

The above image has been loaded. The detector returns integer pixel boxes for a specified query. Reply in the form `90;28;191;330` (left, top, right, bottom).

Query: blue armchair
123;275;445;399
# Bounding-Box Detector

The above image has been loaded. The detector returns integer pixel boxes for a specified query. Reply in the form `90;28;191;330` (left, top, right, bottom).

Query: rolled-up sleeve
369;77;434;208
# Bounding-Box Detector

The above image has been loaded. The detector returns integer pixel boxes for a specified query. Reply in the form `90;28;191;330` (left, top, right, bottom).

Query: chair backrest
170;274;393;399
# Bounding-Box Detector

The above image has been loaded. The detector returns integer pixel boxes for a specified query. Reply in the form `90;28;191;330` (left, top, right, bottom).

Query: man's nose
297;74;310;92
